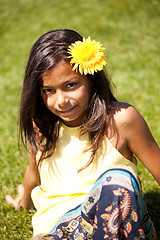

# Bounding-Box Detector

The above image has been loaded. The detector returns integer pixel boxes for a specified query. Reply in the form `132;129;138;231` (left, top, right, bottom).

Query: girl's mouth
59;106;77;114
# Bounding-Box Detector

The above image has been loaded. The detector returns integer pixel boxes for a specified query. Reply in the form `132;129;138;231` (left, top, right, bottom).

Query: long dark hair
19;29;117;172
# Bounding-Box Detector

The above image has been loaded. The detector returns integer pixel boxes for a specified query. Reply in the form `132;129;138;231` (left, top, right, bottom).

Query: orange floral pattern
30;168;156;240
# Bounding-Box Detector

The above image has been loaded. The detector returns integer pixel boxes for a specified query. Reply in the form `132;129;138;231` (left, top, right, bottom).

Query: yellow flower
68;37;107;75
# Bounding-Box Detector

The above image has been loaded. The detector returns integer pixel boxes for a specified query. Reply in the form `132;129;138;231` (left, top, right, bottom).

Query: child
6;29;160;239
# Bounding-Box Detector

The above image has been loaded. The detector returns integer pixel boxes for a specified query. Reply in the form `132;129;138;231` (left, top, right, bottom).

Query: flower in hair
68;37;106;75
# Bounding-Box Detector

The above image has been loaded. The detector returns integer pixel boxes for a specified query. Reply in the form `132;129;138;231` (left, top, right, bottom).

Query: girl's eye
67;82;77;88
42;89;54;94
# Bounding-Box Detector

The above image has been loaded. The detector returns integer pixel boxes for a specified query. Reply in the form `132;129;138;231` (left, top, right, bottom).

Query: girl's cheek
42;95;55;109
41;95;47;105
48;97;55;109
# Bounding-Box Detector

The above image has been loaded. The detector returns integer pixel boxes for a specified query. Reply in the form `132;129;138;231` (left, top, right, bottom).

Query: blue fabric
31;168;156;240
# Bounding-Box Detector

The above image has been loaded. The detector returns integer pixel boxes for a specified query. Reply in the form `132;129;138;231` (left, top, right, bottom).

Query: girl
6;29;160;239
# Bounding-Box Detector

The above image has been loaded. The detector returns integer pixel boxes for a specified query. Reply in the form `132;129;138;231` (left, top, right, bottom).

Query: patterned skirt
31;167;157;240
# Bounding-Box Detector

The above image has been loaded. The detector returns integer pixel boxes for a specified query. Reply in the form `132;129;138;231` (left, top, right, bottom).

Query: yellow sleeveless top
31;123;137;236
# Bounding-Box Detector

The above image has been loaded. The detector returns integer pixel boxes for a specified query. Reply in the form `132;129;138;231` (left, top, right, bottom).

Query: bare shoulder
111;101;153;144
111;101;142;127
111;102;160;185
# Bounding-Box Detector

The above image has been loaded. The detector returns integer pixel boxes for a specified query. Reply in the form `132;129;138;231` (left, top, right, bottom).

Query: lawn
0;0;160;239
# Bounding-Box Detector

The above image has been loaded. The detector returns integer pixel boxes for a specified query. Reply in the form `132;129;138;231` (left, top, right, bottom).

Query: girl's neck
61;120;83;129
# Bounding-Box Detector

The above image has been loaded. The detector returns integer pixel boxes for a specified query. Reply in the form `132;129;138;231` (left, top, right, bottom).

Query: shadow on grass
144;191;160;238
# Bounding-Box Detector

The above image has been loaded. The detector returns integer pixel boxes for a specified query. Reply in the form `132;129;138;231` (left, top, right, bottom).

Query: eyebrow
40;77;80;88
40;85;52;89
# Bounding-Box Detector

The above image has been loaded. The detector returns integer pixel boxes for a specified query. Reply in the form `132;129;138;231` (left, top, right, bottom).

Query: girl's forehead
43;61;76;79
41;61;88;85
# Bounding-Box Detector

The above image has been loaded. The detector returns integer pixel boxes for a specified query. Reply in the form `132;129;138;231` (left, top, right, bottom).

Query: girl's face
40;61;91;127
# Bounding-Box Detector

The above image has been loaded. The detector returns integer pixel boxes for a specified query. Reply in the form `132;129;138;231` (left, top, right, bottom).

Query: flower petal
67;37;107;75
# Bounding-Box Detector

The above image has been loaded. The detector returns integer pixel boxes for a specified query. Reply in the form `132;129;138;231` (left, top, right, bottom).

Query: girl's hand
5;184;24;209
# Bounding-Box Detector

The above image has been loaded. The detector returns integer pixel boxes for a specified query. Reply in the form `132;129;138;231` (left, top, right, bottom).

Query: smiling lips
58;106;77;115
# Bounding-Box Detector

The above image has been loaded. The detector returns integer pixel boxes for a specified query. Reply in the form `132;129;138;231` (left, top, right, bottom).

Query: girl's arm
6;145;39;209
20;152;38;209
116;103;160;184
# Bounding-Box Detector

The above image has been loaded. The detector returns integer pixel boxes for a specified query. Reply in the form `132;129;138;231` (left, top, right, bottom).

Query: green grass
0;0;160;238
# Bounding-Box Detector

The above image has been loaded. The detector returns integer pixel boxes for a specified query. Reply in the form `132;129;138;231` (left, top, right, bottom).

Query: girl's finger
5;195;17;208
17;184;24;197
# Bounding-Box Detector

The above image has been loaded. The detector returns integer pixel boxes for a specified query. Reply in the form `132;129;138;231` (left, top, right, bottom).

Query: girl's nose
56;91;68;107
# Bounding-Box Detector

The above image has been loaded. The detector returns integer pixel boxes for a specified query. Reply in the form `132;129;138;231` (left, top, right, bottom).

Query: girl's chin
61;116;83;127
